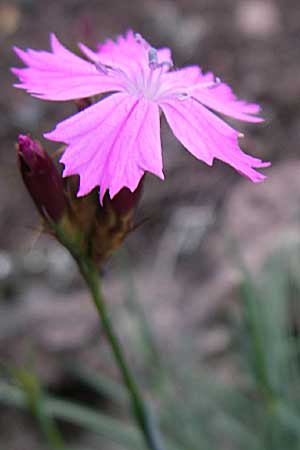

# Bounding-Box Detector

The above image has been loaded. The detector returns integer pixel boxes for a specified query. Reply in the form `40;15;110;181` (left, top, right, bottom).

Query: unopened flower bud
111;181;143;216
17;135;66;223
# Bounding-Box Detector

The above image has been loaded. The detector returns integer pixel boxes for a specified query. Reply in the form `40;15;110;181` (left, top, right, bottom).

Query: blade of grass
67;362;128;405
0;381;146;450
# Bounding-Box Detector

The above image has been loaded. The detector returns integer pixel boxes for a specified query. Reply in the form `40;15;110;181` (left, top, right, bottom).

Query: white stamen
148;49;173;71
95;61;109;74
187;77;221;92
173;77;221;101
148;47;158;69
95;61;126;79
158;60;174;70
177;93;191;101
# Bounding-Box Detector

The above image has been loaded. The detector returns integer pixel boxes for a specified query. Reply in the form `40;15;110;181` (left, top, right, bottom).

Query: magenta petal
161;98;269;182
12;34;124;101
162;66;263;123
45;93;164;202
81;30;147;71
156;47;172;64
80;30;172;74
162;66;201;87
195;79;263;123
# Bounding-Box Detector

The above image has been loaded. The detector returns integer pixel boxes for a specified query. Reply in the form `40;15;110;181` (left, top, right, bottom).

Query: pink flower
12;31;269;202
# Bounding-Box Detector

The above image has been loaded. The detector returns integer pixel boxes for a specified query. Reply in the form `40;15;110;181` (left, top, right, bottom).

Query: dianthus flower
12;31;269;202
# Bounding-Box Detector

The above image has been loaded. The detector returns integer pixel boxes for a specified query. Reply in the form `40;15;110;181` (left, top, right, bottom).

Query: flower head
12;31;269;203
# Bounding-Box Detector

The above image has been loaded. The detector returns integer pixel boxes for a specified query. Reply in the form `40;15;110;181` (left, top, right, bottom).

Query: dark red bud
111;178;144;215
17;135;66;222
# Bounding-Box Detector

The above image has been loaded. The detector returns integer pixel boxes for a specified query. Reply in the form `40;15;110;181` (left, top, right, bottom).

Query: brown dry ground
0;0;299;448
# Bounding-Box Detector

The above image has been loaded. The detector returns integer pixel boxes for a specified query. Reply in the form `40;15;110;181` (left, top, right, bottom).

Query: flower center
124;37;173;101
124;63;166;101
94;35;174;101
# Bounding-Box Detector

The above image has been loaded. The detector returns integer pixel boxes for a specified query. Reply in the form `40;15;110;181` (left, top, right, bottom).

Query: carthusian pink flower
12;31;269;203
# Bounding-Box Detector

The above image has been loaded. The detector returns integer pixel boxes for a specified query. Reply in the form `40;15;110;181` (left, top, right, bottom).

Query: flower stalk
77;257;166;450
46;216;166;450
16;131;163;450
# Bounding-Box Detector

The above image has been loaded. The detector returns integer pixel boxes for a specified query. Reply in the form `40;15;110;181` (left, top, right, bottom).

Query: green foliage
155;243;300;450
119;242;300;450
0;379;145;450
2;242;300;449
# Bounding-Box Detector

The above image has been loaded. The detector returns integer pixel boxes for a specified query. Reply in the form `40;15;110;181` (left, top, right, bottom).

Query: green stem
78;258;166;450
33;401;65;450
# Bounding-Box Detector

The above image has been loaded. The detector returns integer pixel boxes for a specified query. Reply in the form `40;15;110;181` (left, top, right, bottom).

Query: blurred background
1;0;300;449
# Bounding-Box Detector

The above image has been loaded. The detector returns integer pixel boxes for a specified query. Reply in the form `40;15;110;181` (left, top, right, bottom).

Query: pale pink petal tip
164;66;264;123
237;159;271;183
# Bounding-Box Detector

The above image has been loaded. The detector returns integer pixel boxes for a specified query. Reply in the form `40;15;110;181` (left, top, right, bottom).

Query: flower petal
162;66;263;122
12;34;124;100
80;30;172;73
45;93;164;202
80;30;147;71
160;97;269;182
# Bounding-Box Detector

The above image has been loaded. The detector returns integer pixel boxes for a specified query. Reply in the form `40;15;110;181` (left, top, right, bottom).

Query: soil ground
0;0;299;448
